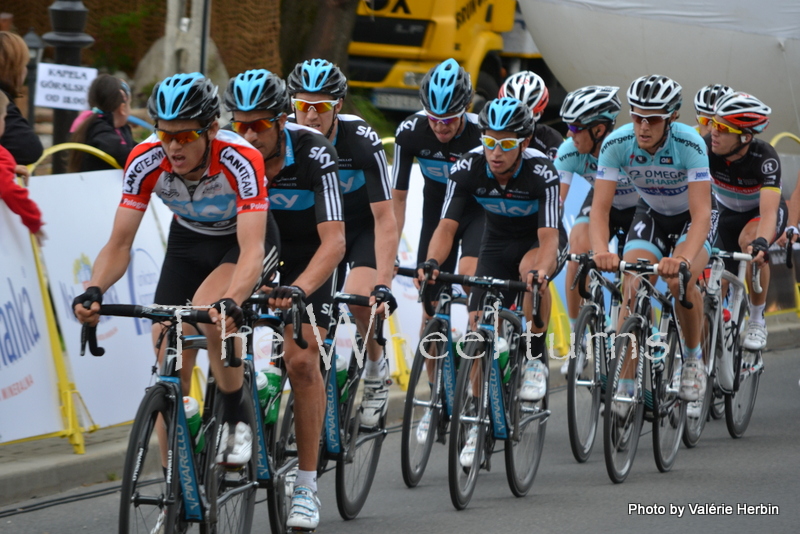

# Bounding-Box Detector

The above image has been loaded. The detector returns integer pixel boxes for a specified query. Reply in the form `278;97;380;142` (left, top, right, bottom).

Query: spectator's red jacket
0;145;42;233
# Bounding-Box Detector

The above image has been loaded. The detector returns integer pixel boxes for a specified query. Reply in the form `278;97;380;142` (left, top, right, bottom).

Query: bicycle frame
433;290;467;418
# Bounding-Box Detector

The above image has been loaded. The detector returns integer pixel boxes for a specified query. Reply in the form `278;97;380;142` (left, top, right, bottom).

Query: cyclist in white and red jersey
499;71;563;159
707;91;785;350
591;74;713;406
73;73;275;468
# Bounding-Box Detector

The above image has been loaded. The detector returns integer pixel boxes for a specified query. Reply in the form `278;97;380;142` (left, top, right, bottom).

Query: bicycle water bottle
183;396;205;453
336;354;349;403
719;309;735;391
263;366;283;424
497;337;511;384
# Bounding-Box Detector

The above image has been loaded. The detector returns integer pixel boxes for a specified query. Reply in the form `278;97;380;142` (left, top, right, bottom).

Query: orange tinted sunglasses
292;98;339;113
710;117;743;135
155;126;209;144
231;117;280;134
696;115;712;126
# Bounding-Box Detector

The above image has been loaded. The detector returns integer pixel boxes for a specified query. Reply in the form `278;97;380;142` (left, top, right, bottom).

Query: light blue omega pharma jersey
555;137;639;210
595;122;710;217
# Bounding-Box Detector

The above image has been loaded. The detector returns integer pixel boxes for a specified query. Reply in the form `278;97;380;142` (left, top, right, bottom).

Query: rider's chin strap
325;111;338;142
718;135;752;160
266;127;284;161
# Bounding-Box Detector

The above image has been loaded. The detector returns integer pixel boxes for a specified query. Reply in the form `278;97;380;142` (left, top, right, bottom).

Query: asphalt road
4;348;799;534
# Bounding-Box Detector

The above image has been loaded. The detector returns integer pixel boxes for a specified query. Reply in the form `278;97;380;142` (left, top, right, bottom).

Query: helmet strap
325;111;338;142
265;128;284;162
181;132;212;177
719;135;751;160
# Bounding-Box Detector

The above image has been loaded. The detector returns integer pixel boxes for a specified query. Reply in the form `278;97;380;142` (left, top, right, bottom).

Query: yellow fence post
388;314;411;391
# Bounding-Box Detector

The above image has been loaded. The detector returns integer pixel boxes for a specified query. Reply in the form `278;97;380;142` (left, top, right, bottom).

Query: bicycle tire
725;348;762;438
448;338;488;510
682;301;716;448
204;383;257;534
567;305;604;463
401;318;446;488
724;299;762;438
336;345;385;520
266;376;294;534
603;316;645;484
505;344;548;497
652;322;686;472
119;383;184;534
710;392;726;419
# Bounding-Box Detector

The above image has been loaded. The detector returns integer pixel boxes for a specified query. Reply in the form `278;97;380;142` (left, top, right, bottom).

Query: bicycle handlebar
569;253;595;300
618;260;693;309
80;304;214;357
334;292;387;346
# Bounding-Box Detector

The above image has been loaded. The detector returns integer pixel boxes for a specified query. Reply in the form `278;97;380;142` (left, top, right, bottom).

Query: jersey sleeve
218;143;269;213
536;160;562;229
555;140;578;186
119;139;163;211
354;123;393;202
596;133;624;183
761;144;782;192
440;154;476;221
308;138;344;224
391;115;421;190
678;130;710;183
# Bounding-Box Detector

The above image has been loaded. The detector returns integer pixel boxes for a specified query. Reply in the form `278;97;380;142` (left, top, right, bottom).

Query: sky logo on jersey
660;156;673;165
476;197;538;217
451;157;473;173
418;158;451;183
533;163;558;182
397;117;418;133
338;169;366;194
356;125;382;146
309;146;336;169
269;190;316;210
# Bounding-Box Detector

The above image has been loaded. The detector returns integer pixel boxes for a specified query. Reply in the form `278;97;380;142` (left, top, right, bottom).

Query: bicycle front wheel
119;383;183;534
505;348;548;497
448;339;488;510
336;353;385;520
266;384;295;534
725;348;762;438
401;318;446;488
683;300;716;448
652;323;686;472
567;305;604;463
204;385;257;534
603;316;645;484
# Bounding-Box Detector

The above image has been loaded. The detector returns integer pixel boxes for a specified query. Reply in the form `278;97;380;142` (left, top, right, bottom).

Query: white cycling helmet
499;71;549;119
694;84;733;115
714;92;771;133
627;74;682;113
560;85;621;125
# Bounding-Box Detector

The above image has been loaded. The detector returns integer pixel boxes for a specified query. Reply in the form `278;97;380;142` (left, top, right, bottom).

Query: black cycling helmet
478;97;535;137
147;72;220;125
224;69;290;113
627;74;682;113
286;58;348;99
419;58;473;115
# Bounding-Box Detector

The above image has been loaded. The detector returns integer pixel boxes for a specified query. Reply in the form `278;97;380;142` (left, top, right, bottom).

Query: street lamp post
42;1;94;174
23;28;45;124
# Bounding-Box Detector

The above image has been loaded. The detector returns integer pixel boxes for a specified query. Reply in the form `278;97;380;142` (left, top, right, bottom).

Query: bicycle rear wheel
652;323;686;472
448;339;488;510
119;383;184;534
505;347;548;497
205;385;257;534
567;305;604;463
683;301;716;448
336;349;385;520
266;383;295;534
401;318;446;488
725;347;762;438
603;316;645;484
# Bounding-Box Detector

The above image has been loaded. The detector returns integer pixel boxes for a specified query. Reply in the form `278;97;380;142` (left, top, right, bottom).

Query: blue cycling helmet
223;69;290;113
147;72;220;124
286;58;348;99
478;97;535;137
419;58;472;115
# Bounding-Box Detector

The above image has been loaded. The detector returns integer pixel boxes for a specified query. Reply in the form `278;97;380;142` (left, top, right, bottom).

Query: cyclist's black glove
73;286;103;311
211;298;244;329
749;237;770;261
418;258;439;276
371;284;398;314
271;285;307;302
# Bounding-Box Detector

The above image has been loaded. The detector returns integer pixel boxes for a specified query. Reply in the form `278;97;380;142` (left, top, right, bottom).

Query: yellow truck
348;0;563;116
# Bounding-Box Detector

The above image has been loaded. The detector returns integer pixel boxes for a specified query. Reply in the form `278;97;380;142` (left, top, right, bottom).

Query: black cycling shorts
335;223;377;291
278;253;336;329
467;226;569;311
715;198;787;271
154;214;281;307
622;199;717;260
574;189;636;256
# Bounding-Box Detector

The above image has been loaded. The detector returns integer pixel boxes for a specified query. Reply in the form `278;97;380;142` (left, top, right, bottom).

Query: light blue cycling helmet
147;72;220;124
223;69;289;113
286;58;348;99
419;58;472;115
478;97;534;137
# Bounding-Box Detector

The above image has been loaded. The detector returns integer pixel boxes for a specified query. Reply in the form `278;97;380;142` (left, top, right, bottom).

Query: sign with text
34;63;98;111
